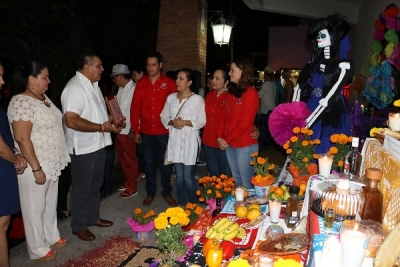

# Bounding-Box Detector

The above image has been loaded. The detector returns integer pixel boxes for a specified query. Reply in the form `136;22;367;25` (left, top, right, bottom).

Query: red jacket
218;86;259;148
202;90;229;148
130;74;177;135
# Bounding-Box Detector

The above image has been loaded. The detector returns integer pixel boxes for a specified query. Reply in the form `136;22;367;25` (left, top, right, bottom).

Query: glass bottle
212;198;222;218
344;137;362;181
358;168;383;223
284;186;300;228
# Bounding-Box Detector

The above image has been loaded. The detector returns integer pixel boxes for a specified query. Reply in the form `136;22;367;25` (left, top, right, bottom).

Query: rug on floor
57;236;141;267
122;246;160;267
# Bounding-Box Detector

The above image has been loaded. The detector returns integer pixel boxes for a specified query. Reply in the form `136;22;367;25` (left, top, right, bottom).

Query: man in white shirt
61;52;123;241
110;64;139;198
259;66;277;148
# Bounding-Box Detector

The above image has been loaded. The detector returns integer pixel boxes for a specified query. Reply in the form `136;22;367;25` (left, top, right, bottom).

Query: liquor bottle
284;186;300;228
344;137;362;180
358;168;383;223
212;198;222;218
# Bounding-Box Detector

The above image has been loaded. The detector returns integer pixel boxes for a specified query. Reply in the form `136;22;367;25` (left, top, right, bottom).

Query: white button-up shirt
61;71;112;155
116;79;135;135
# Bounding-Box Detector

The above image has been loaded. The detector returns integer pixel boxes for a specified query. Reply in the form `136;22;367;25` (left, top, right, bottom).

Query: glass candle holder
318;153;333;178
388;113;400;131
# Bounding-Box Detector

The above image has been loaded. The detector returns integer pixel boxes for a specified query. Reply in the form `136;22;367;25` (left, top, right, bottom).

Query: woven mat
122;246;160;267
58;236;141;267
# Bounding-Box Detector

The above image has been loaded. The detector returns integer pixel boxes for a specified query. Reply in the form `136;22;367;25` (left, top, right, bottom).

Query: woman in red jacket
202;68;231;177
217;58;259;189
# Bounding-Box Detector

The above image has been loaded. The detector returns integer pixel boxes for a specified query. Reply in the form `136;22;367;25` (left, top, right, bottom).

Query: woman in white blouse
8;61;70;261
161;68;206;206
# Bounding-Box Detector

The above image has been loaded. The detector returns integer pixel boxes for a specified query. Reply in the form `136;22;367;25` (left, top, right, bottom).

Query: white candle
258;255;274;267
361;104;365;114
318;153;333;178
340;229;368;267
389;113;400;131
268;199;282;224
235;187;244;201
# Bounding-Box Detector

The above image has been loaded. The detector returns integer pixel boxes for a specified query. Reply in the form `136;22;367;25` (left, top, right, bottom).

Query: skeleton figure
293;14;354;154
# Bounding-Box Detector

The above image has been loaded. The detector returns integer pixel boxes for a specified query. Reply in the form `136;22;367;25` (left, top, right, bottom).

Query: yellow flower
154;217;168;230
273;258;302;267
394;99;400;107
370;127;384;137
169;216;179;225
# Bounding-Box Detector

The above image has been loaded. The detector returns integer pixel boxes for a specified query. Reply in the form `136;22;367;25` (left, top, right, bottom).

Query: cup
258;253;274;267
235;187;244;201
268;199;282;224
340;220;373;267
318;153;333;178
323;208;335;233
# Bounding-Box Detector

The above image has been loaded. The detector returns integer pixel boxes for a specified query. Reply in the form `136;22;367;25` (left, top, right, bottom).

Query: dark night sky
206;0;301;73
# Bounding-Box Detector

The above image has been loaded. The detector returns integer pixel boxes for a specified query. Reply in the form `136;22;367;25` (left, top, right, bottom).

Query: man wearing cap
61;52;123;241
111;64;139;198
258;66;276;148
130;51;178;207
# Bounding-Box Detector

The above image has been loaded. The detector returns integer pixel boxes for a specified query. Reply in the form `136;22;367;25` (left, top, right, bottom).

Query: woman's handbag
164;94;193;165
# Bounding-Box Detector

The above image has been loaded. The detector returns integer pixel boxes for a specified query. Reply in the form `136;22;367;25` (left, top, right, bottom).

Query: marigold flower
313;153;318;159
290;136;298;142
306;129;313;136
329;147;338;154
302;140;309;146
314;139;321;144
293;127;300;133
257;157;266;164
286;148;292;154
283;143;289;149
330;134;339;143
300;127;307;134
250;160;254;165
394;99;400;107
302;157;309;163
268;164;275;170
250;152;258;157
134;208;142;215
338;160;344;167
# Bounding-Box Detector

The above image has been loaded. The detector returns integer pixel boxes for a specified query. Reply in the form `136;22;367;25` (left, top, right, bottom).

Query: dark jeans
141;133;173;198
70;149;105;232
260;111;273;147
174;163;197;206
57;164;71;212
136;143;145;173
102;144;115;198
204;145;232;177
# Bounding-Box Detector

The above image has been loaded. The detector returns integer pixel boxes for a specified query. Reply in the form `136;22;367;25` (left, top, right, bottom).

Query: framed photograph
104;95;124;127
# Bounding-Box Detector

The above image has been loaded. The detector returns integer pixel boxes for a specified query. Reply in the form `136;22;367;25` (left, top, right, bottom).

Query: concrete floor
9;145;286;267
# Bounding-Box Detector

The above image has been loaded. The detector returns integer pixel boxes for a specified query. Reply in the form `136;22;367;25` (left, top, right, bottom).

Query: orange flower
257;157;266;165
290;136;298;142
306;129;313;136
283;143;289;149
313;153;319;159
314;139;321;145
250;160;254;165
302;157;309;163
286;148;292;154
330;134;339;143
293;127;300;133
251;152;258;157
300;127;307;134
338;160;344;167
302;140;309;146
329;147;338;154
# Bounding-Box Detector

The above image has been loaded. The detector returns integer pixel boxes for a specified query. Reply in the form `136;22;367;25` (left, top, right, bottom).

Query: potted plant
283;127;319;185
154;207;190;266
328;133;353;172
250;152;276;196
127;208;156;240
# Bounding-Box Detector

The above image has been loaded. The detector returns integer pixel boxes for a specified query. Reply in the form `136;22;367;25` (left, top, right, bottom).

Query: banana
223;229;239;241
236;226;246;238
207;230;218;239
216;219;234;233
215;231;227;240
213;218;228;230
205;226;215;239
223;222;240;235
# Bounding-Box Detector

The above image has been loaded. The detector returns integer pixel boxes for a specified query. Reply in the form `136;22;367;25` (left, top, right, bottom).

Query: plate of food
258;233;309;255
243;215;266;229
245;196;268;205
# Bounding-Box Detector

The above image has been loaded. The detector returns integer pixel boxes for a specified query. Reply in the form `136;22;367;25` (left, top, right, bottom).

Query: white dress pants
18;172;60;259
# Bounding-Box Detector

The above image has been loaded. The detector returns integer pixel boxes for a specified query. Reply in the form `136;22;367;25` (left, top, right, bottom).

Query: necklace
26;88;51;108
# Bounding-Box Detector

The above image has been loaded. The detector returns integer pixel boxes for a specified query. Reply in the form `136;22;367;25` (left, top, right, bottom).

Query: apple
283;192;290;201
270;193;277;199
281;185;288;191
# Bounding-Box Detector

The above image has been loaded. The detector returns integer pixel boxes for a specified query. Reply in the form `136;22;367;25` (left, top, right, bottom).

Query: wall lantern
211;14;233;46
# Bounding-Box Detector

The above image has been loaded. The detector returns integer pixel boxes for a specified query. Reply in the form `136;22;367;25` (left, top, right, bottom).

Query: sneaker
196;160;206;166
117;182;127;191
120;189;138;198
137;172;146;182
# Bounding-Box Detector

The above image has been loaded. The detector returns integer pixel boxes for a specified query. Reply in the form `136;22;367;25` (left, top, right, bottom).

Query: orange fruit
244;190;249;198
235;206;248;218
269;185;276;193
299;183;307;192
274;187;284;196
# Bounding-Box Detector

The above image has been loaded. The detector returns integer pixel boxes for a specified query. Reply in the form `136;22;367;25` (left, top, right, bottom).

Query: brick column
157;0;207;87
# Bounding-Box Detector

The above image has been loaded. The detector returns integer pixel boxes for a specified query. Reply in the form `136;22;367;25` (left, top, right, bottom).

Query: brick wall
157;0;207;87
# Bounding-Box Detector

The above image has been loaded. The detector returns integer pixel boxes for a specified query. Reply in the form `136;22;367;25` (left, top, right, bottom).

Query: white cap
110;64;130;77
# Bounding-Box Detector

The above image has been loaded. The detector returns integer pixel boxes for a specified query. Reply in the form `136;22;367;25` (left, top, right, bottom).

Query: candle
389;113;400;131
258;254;274;267
235;187;244;201
361;104;365;114
268;199;282;224
318;153;333;178
340;222;372;267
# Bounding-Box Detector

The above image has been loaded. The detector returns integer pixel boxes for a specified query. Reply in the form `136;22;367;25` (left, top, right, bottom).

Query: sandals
36;249;57;262
52;237;67;248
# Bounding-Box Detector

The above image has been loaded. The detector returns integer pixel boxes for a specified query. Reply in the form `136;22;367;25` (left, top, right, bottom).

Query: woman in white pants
8;61;70;261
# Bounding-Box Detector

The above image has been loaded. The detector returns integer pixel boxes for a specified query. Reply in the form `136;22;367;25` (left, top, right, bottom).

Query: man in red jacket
130;52;178;206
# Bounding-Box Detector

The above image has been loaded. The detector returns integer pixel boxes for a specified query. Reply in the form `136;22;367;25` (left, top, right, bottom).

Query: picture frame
104;95;124;127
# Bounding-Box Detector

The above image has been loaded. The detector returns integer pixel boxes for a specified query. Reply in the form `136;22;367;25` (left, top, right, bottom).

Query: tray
258;233;310;255
243;215;266;229
245;196;268;205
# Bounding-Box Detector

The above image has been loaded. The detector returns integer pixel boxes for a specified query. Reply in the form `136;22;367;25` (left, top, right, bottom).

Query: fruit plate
245;196;268;205
199;213;259;249
243;215;266;229
258;233;310;255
